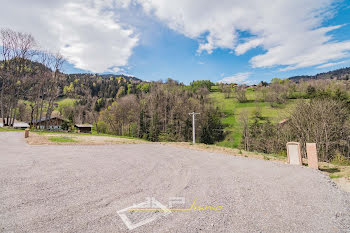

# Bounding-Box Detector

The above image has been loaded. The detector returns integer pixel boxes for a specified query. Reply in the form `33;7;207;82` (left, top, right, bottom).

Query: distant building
13;122;30;129
0;119;29;129
75;124;92;133
29;116;66;130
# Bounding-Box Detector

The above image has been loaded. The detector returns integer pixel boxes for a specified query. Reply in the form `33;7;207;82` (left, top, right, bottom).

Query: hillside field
210;87;297;148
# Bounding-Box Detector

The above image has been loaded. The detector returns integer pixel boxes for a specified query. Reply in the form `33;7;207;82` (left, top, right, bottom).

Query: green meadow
210;87;297;148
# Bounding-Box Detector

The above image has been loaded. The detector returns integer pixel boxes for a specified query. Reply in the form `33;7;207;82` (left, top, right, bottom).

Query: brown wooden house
29;116;66;130
75;124;92;133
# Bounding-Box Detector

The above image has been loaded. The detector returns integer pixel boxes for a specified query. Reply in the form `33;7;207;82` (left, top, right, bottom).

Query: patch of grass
56;98;76;106
0;127;23;132
32;130;80;136
329;174;345;179
49;136;77;143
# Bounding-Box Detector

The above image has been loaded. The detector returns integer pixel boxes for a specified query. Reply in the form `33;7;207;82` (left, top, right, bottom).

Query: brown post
306;143;318;169
24;129;29;138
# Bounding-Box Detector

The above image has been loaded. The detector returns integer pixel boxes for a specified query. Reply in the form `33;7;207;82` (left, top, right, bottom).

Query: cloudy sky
1;0;350;84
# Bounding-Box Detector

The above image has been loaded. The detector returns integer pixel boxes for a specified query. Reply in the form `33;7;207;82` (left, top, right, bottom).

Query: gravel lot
0;132;349;232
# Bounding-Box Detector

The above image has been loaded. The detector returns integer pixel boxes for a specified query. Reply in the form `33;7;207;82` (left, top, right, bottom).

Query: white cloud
235;38;263;56
0;0;138;73
316;60;350;69
218;72;251;84
133;0;350;71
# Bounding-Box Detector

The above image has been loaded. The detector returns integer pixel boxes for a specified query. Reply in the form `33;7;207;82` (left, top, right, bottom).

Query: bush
96;121;108;134
331;153;350;166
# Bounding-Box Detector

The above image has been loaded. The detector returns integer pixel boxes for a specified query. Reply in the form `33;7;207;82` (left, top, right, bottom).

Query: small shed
13;122;30;129
75;124;92;133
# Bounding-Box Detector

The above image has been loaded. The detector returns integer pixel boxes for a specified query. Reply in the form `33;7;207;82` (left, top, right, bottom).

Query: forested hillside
289;67;350;82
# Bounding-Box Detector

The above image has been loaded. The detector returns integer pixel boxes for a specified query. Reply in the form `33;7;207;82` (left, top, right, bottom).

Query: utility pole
189;112;200;144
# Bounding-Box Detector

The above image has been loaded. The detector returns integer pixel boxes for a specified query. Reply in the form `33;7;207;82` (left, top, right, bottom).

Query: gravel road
0;132;349;232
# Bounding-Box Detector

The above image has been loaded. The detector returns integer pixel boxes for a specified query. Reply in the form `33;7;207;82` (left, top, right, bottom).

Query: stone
306;143;318;169
286;142;302;165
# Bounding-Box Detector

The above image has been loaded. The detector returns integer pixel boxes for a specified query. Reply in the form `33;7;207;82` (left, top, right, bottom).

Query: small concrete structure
306;143;318;169
286;142;302;165
75;124;92;133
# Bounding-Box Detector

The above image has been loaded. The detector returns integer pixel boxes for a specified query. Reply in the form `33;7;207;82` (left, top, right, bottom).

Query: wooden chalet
29;116;66;130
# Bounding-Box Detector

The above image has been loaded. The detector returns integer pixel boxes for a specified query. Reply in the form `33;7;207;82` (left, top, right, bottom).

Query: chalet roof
30;116;65;124
75;124;93;128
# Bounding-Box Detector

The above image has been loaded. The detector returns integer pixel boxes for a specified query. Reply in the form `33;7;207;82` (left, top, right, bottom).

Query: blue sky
2;0;350;84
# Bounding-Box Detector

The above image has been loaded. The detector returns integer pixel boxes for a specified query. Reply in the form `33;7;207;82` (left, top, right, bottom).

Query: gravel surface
0;132;349;232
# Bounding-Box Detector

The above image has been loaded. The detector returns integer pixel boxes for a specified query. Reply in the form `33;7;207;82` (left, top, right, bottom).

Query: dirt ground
26;132;147;145
1;132;349;232
24;131;350;193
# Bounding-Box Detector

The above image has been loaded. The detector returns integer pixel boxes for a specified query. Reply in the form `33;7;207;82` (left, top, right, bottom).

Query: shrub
331;153;350;166
96;121;108;134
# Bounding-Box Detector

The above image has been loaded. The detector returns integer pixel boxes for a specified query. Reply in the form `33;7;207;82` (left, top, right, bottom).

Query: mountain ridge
288;67;350;82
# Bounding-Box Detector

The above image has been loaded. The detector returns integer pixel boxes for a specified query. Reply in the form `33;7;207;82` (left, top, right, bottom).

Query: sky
1;0;350;84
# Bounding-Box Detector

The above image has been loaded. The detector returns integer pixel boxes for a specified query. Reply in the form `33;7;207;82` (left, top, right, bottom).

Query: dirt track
0;132;349;232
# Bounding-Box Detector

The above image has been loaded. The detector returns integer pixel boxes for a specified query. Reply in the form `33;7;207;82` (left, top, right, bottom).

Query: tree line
0;28;224;144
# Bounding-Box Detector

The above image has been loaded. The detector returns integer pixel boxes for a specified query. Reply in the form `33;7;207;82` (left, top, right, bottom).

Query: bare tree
44;52;64;129
235;85;248;103
239;110;250;150
220;84;232;98
0;28;36;126
286;99;350;161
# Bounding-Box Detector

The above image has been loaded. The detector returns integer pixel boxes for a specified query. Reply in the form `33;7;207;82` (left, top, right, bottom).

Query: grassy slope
56;98;76;106
210;87;297;148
